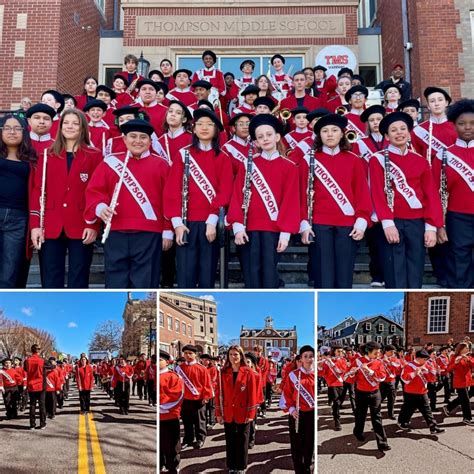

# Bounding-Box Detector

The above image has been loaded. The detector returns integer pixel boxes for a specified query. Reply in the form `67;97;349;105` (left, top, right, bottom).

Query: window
188;325;192;336
365;322;371;330
281;340;286;348
210;316;213;323
244;339;248;347
209;307;213;313
103;66;122;88
200;326;204;332
200;305;203;311
358;335;364;344
159;311;164;327
187;302;192;308
376;336;382;343
182;322;186;334
175;319;180;332
359;65;378;87
95;0;105;13
289;340;293;348
174;299;179;306
273;340;278;347
390;324;396;333
210;327;214;334
366;335;372;342
167;316;172;331
200;315;204;322
470;295;474;332
378;324;384;332
427;297;450;333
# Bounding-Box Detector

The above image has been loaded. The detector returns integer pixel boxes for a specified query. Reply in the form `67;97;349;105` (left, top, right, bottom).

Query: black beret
313;65;327;72
360;105;386;123
42;89;65;113
224;72;235;79
168;100;193;121
173;69;193;80
245;352;258;366
240;60;255;71
159;350;171;361
345;85;369;102
83;99;107;112
113;74;129;87
379;111;414;135
291;106;310;117
112;105;142;117
306;107;331;123
193;108;224;132
136;79;161;92
148;69;164;81
416;349;430;359
199;354;211;360
182;344;198;353
249;113;284;140
253;96;275;110
154;81;169;95
382;83;402;94
397;99;420;111
313;113;348;135
337;67;353;78
270;54;285;65
96;85;117;101
26;103;56;119
228;112;253;127
299;345;315;356
424;86;452;104
202;50;217;63
120;119;154;137
192;80;212;90
241;85;260;96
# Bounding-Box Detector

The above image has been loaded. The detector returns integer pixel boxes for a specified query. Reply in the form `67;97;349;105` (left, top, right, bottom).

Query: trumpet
345;130;358;143
336;106;348;116
279;108;291;121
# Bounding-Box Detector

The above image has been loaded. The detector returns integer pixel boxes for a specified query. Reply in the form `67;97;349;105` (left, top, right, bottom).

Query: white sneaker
370;281;384;288
462;419;474;426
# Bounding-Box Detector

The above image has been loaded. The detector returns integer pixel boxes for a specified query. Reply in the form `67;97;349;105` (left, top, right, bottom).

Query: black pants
39;233;94;288
181;399;207;444
224;421;250;470
79;390;91;412
160;418;181;473
105;231;162;288
328;386;343;426
288;410;314;473
265;382;273;406
161;240;176;287
380;381;396;418
2;386;19;419
366;222;385;283
114;382;130;412
205;398;215;425
382;218;425;288
341;381;356;413
428;242;448;286
176;221;218;288
447;387;472;421
45;391;57;418
354;389;388;448
137;379;145;399
57;389;64;409
239;231;280;288
427;382;437;411
398;392;437;427
437;375;451;403
311;224;358;288
147;380;156;405
17;385;27;411
29;390;46;428
248;414;257;446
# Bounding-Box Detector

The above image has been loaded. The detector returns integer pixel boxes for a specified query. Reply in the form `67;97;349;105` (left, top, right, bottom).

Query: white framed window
376;336;382;343
188;324;192;337
167;316;172;331
281;340;286;348
181;322;186;334
159;311;164;327
358;335;364;344
378;323;384;332
366;335;372;342
390;324;396;333
365;322;371;330
244;339;248;347
469;295;474;332
175;319;180;332
427;296;450;334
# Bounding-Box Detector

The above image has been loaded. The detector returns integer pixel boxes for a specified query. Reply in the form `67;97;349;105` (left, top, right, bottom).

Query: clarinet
39;149;48;249
181;149;190;244
242;144;254;228
102;151;131;244
440;147;449;218
427;119;433;166
383;148;394;212
307;141;316;243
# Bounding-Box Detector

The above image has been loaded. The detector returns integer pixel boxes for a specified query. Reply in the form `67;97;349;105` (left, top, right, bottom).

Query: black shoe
248;442;255;449
378;444;391;452
335;424;342;431
353;431;365;442
397;422;411;431
37;425;46;430
193;441;203;449
388;415;396;420
430;426;445;434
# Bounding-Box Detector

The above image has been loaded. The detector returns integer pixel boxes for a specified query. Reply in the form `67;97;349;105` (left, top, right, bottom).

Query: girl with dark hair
76;354;94;415
215;345;258;473
74;76;98;111
256;74;277;104
300;113;372;288
0;115;37;287
164;108;233;288
30;109;102;288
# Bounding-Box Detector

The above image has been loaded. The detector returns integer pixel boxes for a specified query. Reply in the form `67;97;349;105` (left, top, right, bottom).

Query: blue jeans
0;207;28;288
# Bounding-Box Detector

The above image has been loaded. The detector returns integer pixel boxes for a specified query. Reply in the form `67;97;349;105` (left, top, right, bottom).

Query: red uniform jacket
257;357;270;383
214;366;258;424
326;95;348;114
401;361;430;395
111;364;134;389
192;67;226;97
280;94;322;130
315;75;337;101
221;136;251;176
208;366;218;395
157;128;193;166
112;91;134;109
14;366;27;388
134;360;147;381
0;367;23;389
381;356;402;382
282;368;315;413
30;133;55;157
345;356;386;391
85;151;171;234
45;368;62;392
254;368;265;404
30;145;103;239
160;368;184;420
282;129;313;151
166;88;197;107
24;354;46;392
146;363;157;387
133;100;168;138
318;357;348;387
88;121;111;153
116;71;144;98
105;135;127;156
74;95;95;111
344;112;366;138
299;147;372;230
351;134;387;176
432;139;474;216
369;145;443;229
227;152;300;235
76;364;94;391
436;354;449;376
175;361;213;401
231;103;256;119
164;145;234;224
448;354;473;389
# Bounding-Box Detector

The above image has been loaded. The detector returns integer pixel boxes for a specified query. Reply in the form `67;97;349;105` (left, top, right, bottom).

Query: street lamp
137;51;150;78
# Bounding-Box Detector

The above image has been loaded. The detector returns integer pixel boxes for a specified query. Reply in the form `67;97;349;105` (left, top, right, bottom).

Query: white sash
245;161;279;221
116;365;132;381
46;376;55;390
289;371;314;408
104;155;158;220
325;358;344;383
407;362;427;387
284;133;298;149
374;153;423;209
160;372;184;413
175;365;200;396
346;118;365;138
356;358;379;387
357;140;373;162
297;140;311;155
151;133;170;163
224;143;247;163
0;370;16;384
413;124;449;154
180;149;217;203
444;151;474;191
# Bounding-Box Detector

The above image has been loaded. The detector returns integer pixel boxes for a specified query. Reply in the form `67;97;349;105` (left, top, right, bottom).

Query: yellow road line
78;413;89;474
88;412;106;474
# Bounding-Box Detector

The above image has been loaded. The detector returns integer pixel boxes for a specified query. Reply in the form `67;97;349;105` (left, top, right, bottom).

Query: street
0;380;156;474
317;388;474;473
178;391;305;473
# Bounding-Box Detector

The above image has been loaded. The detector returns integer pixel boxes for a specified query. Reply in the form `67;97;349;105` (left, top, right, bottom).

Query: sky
317;291;405;327
0;292;148;357
184;291;315;348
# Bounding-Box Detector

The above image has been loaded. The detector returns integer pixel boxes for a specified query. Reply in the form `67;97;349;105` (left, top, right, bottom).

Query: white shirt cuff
232;222;245;235
299;220;311;233
279;232;290;241
289;406;296;415
96;203;107;218
425;223;437;232
206;214;218;226
354;217;368;232
171;217;184;229
382;219;395;229
162;230;174;240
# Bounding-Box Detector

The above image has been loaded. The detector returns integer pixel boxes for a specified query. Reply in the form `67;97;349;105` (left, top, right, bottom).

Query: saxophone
440;147;449;218
242;144;254;228
307;141;316;243
383;148;394;212
181;149;190;244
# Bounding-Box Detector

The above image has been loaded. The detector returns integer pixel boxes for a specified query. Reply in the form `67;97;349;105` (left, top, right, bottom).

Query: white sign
315;45;358;78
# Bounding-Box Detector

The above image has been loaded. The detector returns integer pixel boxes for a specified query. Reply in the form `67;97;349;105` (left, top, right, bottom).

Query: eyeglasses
2;126;23;133
236;122;250;127
351;93;366;99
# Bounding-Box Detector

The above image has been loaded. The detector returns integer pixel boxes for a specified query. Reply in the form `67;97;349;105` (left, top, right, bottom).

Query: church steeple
264;316;273;328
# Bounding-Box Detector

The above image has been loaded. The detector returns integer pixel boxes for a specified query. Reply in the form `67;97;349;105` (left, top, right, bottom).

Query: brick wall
405;292;474;349
159;300;195;348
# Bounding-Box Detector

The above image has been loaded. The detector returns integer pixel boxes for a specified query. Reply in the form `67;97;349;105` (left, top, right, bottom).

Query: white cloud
21;307;33;316
67;322;78;328
199;295;216;302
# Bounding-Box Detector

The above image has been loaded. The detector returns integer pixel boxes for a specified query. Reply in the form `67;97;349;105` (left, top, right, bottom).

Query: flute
39;148;48;249
307;142;316;243
295;370;301;434
181;149;190;244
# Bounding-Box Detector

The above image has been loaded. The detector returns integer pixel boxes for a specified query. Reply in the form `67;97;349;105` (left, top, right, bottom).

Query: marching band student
426;350;440;412
166;69;196;107
63;94;78;111
380;345;401;420
199;355;217;429
85;119;173;288
13;357;27;412
313;65;337;101
369;112;443;288
265;360;277;408
433;98;474;288
175;345;213;449
83;99;111;152
111;356;134;415
281;107;312;151
383;84;402;114
344;85;369;139
325;76;352;113
345;341;390;452
133;353;148;401
282;345;315;473
269;54;293;100
302;66;317;96
133;79;168;138
95;85;117;130
444;342;473;425
160;351;184;474
398;350;445;433
74;76;98;111
41;89;65;137
148;69;165;83
192;50;226;102
0;357;23;419
221;112;252;176
318;345;348;431
215;345;258;473
340;347;357;414
146;354;157;407
228;114;300;288
117;54;144;97
279;71;322;115
223;72;240;113
253;345;269;417
76;354;94;415
436;346;451;404
26;104;56;155
300;113;372;288
397;99;421;126
244;352;264;449
112;74;134;108
160;59;175;88
253;96;276;115
30;109;102;288
234;60;256;101
105;105;143;155
164;109;233;289
45;357;62;419
256;74;277;103
0;114;37;288
231;85;259;117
